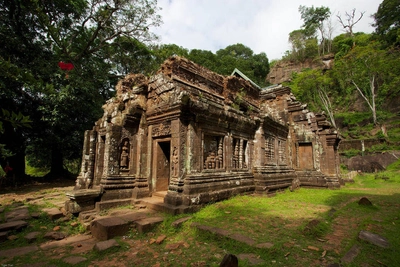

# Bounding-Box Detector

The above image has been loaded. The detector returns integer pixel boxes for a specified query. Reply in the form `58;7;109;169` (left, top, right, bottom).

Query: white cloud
153;0;382;60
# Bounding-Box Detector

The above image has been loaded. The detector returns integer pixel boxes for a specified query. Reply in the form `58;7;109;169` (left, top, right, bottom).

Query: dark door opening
156;141;170;191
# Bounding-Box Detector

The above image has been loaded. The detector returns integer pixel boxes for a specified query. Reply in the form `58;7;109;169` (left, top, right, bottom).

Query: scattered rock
358;197;373;206
8;235;18;241
165;242;182;250
63;256;87;265
53;226;61;231
44;231;66;240
255;242;274;249
359;230;390;248
91;217;130;241
5;206;31;221
308;245;320;251
70;222;79;227
93;239;120;252
30;212;41;219
42;208;64;221
0;245;38;258
171;216;192;228
155;234;167;244
135;217;164;234
328;208;337;217
220;254;238;267
25;231;41;243
0;220;28;232
341;244;360;264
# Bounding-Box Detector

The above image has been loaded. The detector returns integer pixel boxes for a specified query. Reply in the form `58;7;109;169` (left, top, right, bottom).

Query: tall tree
373;0;400;47
0;0;162;179
337;9;365;42
299;5;331;55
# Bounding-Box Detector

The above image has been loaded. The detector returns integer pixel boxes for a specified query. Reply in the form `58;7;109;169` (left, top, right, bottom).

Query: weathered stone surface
68;56;341;213
42;208;64;220
358;197;373;206
44;231;66;240
0;245;38;258
341;244;360;264
40;234;93;250
91;217;130;241
135;217;164;234
0;220;28;232
171;216;192;228
63;256;87;265
255;242;274;249
359;230;390;248
5;206;31;221
25;231;41;242
155;234;167;244
93;239;120;251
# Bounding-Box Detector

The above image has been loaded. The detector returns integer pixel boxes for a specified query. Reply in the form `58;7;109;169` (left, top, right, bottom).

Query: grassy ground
1;162;400;266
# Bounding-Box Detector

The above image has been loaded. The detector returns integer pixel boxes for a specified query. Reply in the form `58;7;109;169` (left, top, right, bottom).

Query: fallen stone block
341;244;360;264
25;231;41;243
91;217;130;241
63;256;87;265
0;220;28;232
171;216;192;228
5;206;31;222
93;239;120;252
359;230;390;248
44;231;66;240
42;208;64;220
134;217;164;234
0;245;38;258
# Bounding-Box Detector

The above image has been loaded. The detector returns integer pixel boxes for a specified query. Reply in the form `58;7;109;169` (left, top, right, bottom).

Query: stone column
103;125;122;177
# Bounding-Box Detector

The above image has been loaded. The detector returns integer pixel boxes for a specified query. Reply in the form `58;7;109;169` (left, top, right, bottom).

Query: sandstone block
93;239;120;251
0;220;28;232
91;217;130;241
42;208;64;220
134;217;164;234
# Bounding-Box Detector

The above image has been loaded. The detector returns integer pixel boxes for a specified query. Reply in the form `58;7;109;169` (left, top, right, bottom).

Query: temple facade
67;56;341;214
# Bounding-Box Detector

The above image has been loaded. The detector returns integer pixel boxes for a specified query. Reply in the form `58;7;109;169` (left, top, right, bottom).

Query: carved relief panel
203;135;224;170
232;138;248;170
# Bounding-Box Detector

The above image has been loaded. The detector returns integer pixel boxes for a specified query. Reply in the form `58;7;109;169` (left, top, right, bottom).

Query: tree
215;44;269;86
0;0;162;179
334;41;400;126
299;5;331;55
337;9;365;47
289;69;338;129
372;0;400;47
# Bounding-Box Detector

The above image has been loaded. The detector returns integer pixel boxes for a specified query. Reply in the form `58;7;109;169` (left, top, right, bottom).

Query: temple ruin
66;56;341;214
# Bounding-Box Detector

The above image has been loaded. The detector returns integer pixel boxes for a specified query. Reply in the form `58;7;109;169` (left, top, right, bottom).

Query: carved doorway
298;143;314;170
153;140;171;192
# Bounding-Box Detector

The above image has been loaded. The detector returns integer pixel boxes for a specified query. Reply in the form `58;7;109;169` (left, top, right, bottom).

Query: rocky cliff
266;54;334;84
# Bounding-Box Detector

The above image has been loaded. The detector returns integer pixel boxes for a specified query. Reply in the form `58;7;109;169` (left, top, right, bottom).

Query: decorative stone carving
120;140;130;170
152;123;171;137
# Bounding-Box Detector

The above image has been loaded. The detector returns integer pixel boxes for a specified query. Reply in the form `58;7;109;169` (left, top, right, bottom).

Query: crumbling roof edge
231;68;261;90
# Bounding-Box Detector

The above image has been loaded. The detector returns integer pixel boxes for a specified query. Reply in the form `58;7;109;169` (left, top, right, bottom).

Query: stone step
134;197;188;215
95;198;133;211
0;220;28;232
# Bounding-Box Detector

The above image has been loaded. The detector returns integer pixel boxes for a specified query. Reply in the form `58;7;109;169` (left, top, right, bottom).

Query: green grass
2;161;400;266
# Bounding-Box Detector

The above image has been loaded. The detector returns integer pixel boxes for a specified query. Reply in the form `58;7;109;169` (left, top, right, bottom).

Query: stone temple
66;56;341;214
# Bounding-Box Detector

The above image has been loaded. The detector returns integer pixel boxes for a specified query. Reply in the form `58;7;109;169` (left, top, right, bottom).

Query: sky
152;0;383;60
